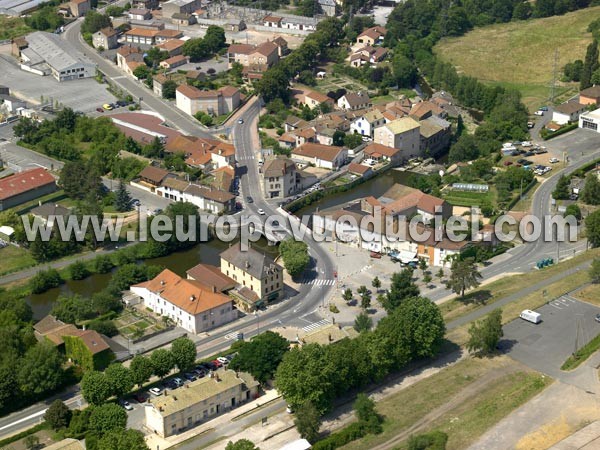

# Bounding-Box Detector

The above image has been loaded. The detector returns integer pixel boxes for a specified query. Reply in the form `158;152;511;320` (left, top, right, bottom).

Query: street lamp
255;311;259;335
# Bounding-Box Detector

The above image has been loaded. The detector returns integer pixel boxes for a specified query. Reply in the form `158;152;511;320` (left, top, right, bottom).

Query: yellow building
145;370;259;437
220;242;283;306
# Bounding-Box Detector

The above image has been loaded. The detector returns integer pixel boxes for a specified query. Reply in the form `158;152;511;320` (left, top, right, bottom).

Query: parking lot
0;53;116;114
501;296;600;379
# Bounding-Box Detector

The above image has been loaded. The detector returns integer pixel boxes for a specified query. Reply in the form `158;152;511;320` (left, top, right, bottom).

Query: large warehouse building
19;32;96;82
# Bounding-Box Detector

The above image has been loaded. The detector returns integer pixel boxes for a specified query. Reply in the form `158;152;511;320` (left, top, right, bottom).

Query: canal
27;238;277;319
296;168;418;216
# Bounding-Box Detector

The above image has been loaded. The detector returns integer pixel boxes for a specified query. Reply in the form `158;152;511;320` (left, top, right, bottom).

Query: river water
26;238;277;319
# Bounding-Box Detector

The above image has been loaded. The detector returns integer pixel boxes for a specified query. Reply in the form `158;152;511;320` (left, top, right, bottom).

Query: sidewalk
145;389;283;450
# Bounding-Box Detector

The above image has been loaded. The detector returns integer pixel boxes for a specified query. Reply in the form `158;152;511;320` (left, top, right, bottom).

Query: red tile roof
0;168;55;201
292;142;345;162
364;142;399;158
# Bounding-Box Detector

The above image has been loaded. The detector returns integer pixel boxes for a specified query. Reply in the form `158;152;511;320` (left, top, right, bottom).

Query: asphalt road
62;18;213;139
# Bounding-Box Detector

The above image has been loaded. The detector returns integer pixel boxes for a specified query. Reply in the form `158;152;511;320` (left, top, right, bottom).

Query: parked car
369;251;382;259
133;392;147;403
246;196;254;203
172;377;184;387
539;106;549;111
595;313;600;323
549;157;559;163
238;118;244;124
217;356;229;366
102;103;113;110
149;387;163;396
524;151;535;157
96;107;104;113
534;110;544;116
205;361;218;371
211;359;223;368
527;121;534;129
132;199;141;207
118;399;133;411
257;208;265;215
184;372;197;382
503;161;513;166
116;100;128;107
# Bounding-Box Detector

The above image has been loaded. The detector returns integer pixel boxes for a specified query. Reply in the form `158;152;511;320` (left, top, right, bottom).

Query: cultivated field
434;7;600;110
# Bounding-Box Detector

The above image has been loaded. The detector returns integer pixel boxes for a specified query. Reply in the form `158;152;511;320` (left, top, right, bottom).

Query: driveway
500;296;600;388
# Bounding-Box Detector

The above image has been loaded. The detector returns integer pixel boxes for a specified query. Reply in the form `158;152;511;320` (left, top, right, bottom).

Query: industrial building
19;32;96;82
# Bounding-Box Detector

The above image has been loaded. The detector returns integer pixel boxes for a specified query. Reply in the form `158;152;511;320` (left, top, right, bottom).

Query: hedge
541;122;578;140
312;422;368;450
0;422;48;448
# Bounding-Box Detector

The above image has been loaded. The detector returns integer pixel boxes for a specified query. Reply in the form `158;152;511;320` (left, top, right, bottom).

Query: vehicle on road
96;107;104;113
238;118;244;124
102;103;113;110
257;208;265;215
527;121;534;128
118;399;133;411
246;196;254;203
596;314;600;323
370;251;382;259
132;199;141;207
534;110;544;116
549;157;559;163
539;106;548;111
520;309;541;324
149;387;163;396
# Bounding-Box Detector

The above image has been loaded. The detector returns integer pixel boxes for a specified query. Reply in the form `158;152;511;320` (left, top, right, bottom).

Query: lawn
0;16;31;40
0;245;36;276
434;6;600;110
340;356;550;450
442;189;494;207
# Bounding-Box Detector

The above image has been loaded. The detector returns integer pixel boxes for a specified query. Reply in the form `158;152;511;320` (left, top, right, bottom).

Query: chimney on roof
160;280;165;286
190;295;196;301
212;285;217;293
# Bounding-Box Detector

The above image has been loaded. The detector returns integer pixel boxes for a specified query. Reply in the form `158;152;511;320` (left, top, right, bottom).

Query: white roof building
20;32;96;82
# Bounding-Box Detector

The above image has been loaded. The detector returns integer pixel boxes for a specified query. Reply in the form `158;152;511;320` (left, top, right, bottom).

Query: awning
398;250;418;264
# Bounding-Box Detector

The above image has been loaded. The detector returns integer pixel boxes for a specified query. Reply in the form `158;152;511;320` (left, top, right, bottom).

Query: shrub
30;268;63;294
69;260;90;280
408;431;448;450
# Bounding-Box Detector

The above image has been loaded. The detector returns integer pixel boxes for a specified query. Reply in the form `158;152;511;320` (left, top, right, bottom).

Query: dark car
96;107;104;113
524;151;535;157
184;372;197;382
133;392;147;403
116;100;128;107
246;196;253;203
204;361;218;371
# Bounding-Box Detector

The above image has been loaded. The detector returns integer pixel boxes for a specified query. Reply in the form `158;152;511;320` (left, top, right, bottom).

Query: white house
291;142;347;170
156;178;235;213
130;269;237;334
350;109;385;139
337;92;371;111
552;101;587;125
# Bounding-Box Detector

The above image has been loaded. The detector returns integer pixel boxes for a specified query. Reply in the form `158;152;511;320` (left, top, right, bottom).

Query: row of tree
81;337;197;405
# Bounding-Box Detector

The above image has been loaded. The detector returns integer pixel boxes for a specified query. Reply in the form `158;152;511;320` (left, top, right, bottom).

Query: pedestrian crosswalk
302;319;331;333
300;278;336;286
237;154;255;161
224;331;240;340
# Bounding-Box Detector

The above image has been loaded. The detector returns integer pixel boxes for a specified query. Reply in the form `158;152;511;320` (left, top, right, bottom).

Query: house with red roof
0;168;56;211
131;269;237;334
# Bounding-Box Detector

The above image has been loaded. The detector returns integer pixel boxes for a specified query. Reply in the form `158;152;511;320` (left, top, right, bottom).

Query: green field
443;189;494;207
0;16;31;40
434;7;600;110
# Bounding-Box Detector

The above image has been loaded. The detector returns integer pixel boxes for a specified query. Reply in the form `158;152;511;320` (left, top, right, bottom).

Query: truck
520;310;541;324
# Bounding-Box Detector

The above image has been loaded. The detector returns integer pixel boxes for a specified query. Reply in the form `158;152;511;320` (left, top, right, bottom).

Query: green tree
81;371;111;405
371;276;381;292
353;393;382;433
343;133;364;149
581;39;599;90
467;308;503;355
354;312;373;333
150;349;174;379
391;52;417;88
105;364;134;398
586;209;600;247
113;180;132;212
130;355;154;387
418;257;428;275
24;435;40;450
590;259;600;283
97;429;149;450
225;439;260;450
279;239;310;278
342;288;353;302
18;342;64;396
294;401;321;443
44;399;72;430
408;431;448;450
256;67;289;104
360;290;372;310
171;337;196;372
81;11;111;34
69;260;90;281
553;174;571;200
133;64;151;80
448;258;482;298
229;331;289;383
565;203;582;221
382;268;419;312
582;173;600;205
436;268;444;283
145;46;168;68
89;403;127;435
162;80;178;99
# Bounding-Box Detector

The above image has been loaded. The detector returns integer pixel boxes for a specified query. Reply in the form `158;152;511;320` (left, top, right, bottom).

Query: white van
520;310;541;324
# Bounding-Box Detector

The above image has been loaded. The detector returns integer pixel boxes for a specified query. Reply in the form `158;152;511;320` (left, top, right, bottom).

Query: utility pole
549;48;559;103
